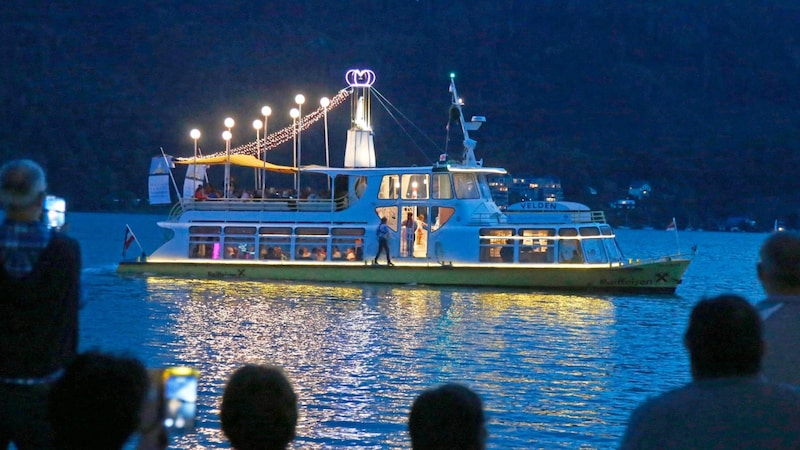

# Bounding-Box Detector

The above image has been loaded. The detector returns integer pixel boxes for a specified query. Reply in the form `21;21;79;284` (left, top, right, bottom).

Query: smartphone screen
43;195;66;230
162;367;199;431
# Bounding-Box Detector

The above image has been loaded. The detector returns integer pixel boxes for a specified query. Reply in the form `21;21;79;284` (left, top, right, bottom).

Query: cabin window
378;175;400;199
222;226;256;260
375;207;399;232
479;228;514;262
431;173;453;199
331;228;366;261
294;227;329;261
189;225;221;259
258;227;291;260
519;228;555;263
453;173;480;199
402;174;429;199
429;206;455;233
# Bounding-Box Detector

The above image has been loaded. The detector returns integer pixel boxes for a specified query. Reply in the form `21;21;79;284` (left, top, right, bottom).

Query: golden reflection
140;277;623;447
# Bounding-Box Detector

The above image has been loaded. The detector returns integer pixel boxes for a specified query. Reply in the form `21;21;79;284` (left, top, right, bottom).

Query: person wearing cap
0;159;82;449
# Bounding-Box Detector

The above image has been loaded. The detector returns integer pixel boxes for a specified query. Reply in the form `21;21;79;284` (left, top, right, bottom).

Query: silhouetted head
685;295;763;379
381;217;388;224
221;364;298;450
409;383;487;450
48;351;149;450
0;159;46;211
758;231;800;295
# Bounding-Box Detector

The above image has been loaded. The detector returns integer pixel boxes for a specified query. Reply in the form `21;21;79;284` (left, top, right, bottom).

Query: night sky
2;1;799;228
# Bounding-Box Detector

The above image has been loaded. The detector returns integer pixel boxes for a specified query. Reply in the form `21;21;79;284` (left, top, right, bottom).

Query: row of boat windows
189;226;367;261
477;226;623;264
377;173;488;200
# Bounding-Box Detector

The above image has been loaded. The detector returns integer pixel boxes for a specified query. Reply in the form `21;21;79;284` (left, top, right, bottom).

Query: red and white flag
123;225;137;257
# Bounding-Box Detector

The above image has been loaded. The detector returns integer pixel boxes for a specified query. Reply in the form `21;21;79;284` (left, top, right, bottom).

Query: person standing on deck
374;217;393;266
402;212;416;257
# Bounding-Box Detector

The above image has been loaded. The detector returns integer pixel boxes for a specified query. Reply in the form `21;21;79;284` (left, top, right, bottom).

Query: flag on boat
123;225;137;257
148;155;173;205
666;218;676;232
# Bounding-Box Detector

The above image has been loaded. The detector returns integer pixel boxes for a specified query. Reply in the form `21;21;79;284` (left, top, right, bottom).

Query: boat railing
168;196;349;219
504;210;607;225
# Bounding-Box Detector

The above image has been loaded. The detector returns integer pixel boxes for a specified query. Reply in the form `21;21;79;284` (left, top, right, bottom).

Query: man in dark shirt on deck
0;159;82;449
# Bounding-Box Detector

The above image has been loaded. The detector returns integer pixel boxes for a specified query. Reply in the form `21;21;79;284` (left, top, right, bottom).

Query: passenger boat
118;70;693;293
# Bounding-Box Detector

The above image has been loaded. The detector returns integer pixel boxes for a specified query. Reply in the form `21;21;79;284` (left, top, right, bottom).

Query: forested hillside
2;1;799;228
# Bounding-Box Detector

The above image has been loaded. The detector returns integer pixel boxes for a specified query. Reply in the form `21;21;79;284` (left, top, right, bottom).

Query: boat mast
448;73;484;167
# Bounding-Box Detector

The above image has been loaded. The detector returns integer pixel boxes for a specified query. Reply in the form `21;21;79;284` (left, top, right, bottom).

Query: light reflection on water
73;213;768;449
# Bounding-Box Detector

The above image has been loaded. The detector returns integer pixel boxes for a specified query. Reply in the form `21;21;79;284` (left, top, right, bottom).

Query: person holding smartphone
0;159;81;449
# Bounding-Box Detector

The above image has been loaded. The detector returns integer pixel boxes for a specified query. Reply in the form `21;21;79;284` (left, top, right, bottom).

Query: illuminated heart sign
345;69;376;88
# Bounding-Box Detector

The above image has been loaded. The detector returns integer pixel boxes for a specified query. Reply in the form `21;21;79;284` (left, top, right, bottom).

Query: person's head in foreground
757;231;800;296
220;364;298;450
408;382;487;450
0;159;47;216
48;351;149;450
685;294;762;380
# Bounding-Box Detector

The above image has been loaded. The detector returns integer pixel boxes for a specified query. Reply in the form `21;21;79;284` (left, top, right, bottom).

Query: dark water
69;212;767;449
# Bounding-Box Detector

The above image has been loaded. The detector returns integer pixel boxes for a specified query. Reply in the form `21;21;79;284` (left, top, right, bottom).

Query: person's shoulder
757;296;800;320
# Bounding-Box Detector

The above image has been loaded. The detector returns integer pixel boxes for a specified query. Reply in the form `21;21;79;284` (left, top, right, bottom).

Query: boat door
398;205;430;259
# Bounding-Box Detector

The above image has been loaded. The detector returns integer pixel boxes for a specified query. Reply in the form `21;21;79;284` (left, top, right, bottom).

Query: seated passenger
332;246;343;259
346;248;356;261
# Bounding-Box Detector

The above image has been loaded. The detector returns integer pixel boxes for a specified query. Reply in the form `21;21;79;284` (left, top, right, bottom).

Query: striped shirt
0;219;52;277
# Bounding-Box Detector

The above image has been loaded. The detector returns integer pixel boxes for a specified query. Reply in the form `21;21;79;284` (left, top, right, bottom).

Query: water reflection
137;278;634;449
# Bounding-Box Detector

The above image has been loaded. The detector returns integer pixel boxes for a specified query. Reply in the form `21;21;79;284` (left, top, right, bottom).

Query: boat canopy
174;154;297;174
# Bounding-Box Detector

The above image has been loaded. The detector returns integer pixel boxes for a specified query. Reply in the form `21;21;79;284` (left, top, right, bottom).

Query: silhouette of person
756;231;800;386
221;364;298;450
402;212;416;257
0;159;81;450
408;383;487;450
620;294;800;449
373;216;393;266
47;350;157;450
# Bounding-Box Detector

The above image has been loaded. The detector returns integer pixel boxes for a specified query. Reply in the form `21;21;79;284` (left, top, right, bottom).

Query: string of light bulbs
197;87;352;160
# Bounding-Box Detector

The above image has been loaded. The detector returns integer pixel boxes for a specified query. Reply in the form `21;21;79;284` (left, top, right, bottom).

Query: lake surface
68;212;768;449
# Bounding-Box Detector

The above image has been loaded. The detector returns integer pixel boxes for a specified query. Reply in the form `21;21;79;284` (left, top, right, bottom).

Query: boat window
330;228;365;261
583;239;607;263
375;207;398;232
579;227;600;236
453;173;480;199
603;237;623;262
558;228;579;237
479;228;514;262
223;236;256;260
259;227;292;235
188;226;221;259
295;227;329;236
295;238;327;261
353;176;367;200
520;229;556;263
429;206;454;232
558;238;584;263
477;174;493;199
401;174;429;199
378;175;400;199
431;173;453;199
600;225;614;236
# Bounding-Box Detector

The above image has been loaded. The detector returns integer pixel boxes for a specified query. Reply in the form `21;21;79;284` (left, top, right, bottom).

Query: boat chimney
343;69;376;168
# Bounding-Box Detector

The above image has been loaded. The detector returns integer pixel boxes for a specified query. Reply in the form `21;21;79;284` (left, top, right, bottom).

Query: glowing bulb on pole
290;108;300;193
295;95;305;194
223;129;232;198
190;129;201;160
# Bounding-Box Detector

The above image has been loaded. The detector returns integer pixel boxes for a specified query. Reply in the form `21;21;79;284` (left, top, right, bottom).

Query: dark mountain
2;1;799;229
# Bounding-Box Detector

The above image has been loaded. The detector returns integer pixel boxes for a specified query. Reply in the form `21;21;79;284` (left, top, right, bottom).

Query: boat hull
117;257;691;294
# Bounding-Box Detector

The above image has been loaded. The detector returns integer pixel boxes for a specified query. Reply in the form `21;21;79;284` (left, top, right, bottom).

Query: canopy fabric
175;154;297;174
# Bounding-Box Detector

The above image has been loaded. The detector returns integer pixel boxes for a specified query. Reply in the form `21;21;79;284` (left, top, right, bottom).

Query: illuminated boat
118;70;692;293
